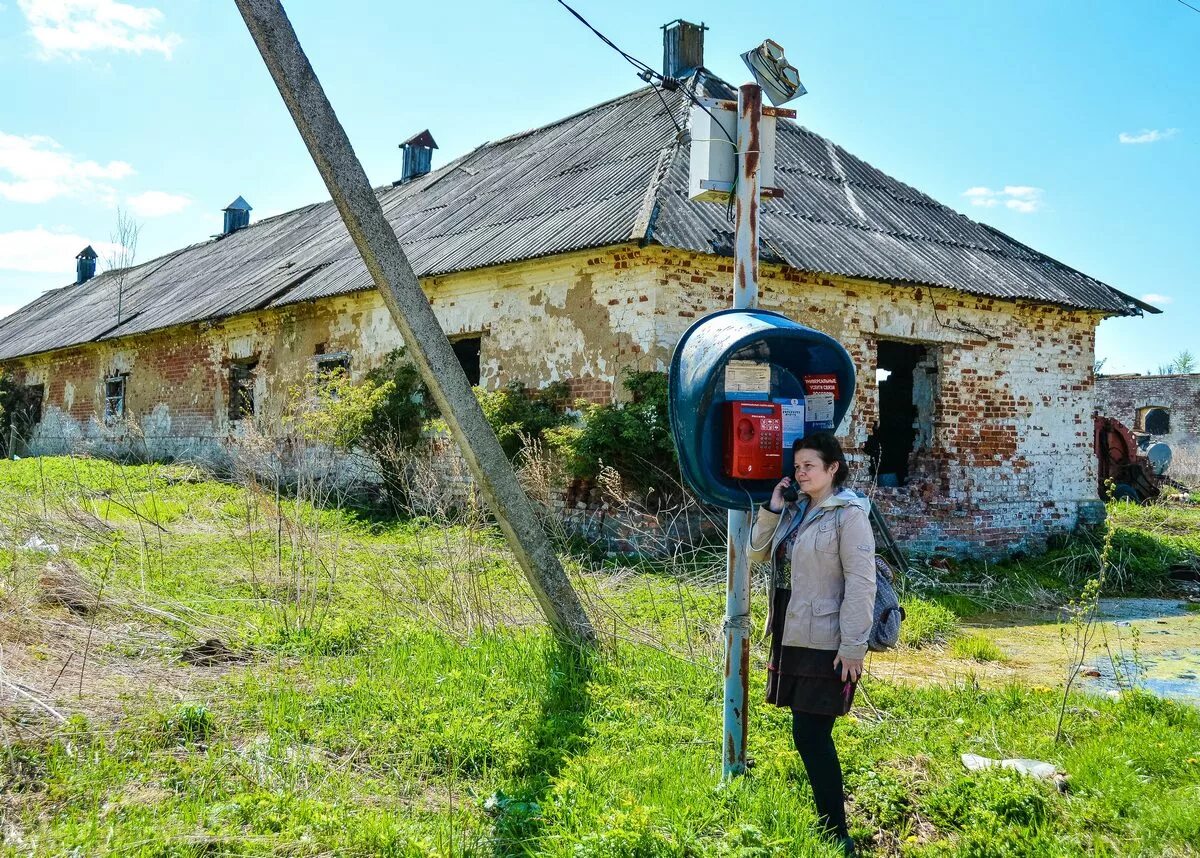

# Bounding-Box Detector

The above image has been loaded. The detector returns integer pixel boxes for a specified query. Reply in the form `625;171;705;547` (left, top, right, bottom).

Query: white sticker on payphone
724;360;771;396
775;398;806;449
805;392;835;426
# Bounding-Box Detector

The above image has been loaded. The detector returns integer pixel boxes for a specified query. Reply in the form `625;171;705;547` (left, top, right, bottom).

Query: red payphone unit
723;401;783;479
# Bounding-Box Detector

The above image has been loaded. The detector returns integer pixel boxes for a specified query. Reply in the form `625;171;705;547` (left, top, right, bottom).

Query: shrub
284;368;394;450
475;381;570;459
361;349;437;453
546;371;678;497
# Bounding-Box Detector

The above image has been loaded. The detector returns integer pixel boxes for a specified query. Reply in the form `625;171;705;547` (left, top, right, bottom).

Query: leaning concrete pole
233;0;596;648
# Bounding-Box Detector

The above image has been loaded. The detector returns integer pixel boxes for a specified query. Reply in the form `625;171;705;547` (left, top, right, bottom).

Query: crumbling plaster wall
4;246;660;460
1095;374;1200;452
650;247;1105;556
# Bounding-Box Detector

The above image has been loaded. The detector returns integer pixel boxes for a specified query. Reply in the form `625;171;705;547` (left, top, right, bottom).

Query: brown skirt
766;587;857;716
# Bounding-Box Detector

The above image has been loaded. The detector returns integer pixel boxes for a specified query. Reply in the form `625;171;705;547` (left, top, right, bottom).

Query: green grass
949;632;1007;663
899;597;960;647
2;457;1200;856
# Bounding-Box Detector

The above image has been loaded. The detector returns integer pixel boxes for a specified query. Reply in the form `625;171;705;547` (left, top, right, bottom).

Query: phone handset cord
743;484;788;554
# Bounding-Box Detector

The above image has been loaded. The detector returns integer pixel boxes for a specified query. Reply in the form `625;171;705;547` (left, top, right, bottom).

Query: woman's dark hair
793;432;849;488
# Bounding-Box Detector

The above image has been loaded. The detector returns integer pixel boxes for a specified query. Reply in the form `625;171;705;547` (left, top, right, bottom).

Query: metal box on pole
688;100;781;202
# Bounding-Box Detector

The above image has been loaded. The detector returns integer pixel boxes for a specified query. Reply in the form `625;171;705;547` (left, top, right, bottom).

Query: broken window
868;340;937;487
11;384;43;439
229;361;258;421
104;375;127;424
1139;406;1170;435
452;336;482;386
315;352;351;381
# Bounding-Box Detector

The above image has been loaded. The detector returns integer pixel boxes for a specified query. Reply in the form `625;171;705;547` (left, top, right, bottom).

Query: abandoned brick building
1096;374;1200;454
0;25;1155;556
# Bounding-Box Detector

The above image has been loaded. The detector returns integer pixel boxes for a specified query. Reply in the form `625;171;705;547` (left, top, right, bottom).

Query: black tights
791;710;847;838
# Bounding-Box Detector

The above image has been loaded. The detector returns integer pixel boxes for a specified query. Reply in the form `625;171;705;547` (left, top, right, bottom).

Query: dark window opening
12;384;44;435
867;341;936;487
104;375;127;424
452;336;482;386
229;361;258;421
5;384;43;457
1140;406;1170;436
315;352;351;381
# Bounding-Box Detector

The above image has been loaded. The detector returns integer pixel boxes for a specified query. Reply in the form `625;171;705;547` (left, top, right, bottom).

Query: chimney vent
222;196;252;236
662;19;706;79
395;130;438;185
75;245;97;284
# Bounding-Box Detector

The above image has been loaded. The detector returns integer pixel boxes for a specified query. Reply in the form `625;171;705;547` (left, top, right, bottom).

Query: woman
750;432;876;857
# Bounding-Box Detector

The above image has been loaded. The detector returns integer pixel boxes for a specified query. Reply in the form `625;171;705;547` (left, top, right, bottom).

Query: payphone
668;309;856;510
724;401;783;478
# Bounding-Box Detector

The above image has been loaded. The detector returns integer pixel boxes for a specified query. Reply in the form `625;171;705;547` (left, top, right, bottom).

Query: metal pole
723;82;763;779
232;0;597;649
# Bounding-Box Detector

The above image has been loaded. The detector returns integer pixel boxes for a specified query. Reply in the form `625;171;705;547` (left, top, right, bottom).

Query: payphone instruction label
724;361;771;397
805;392;835;428
774;398;806;450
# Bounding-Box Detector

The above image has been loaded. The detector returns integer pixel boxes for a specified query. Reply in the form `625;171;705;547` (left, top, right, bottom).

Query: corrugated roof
0;71;1150;362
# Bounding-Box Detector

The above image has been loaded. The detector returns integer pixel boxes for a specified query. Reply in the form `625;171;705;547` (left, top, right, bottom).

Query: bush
361;349;437;454
285;368;394;450
546;371;678;497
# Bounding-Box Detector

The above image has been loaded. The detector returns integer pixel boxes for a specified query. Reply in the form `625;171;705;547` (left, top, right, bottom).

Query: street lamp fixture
741;39;806;106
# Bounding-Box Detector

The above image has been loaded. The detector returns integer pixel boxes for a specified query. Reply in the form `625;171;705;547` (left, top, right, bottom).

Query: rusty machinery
1094;415;1173;503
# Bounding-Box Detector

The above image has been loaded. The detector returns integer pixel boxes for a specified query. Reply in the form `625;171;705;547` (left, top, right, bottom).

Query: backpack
834;504;905;652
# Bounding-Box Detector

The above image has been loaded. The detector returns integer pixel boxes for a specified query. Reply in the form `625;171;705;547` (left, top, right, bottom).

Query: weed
900;596;960;647
950;632;1007;663
161;703;215;746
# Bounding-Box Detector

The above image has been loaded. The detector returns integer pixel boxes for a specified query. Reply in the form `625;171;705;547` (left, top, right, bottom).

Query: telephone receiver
782;482;800;504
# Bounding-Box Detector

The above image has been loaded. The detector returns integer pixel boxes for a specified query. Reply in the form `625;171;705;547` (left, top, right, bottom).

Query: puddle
874;597;1200;706
1087;647;1200;704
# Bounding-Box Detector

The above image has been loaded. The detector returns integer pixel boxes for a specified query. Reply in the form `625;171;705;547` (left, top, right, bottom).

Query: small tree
1172;350;1196;374
106;206;142;325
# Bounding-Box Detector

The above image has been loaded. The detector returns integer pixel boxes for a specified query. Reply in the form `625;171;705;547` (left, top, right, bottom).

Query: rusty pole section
232;0;597;649
722;82;764;780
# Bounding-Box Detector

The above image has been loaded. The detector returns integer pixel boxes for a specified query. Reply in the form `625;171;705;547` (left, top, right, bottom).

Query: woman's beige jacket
750;489;877;660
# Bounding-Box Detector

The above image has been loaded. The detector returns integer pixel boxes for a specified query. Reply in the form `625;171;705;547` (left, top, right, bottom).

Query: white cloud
0;227;122;273
1118;128;1178;145
962;185;1044;214
126;189;189;217
0;131;133;204
18;0;181;60
1140;293;1173;305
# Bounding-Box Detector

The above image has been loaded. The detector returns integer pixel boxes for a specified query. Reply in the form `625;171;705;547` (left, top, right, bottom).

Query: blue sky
0;0;1195;373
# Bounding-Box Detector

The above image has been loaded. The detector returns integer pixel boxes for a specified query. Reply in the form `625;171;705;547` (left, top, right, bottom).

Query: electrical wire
1175;0;1200;13
552;0;740;219
552;0;736;146
553;0;657;77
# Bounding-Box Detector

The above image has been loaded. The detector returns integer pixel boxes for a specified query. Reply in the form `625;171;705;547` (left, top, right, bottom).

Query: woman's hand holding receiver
769;477;793;513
